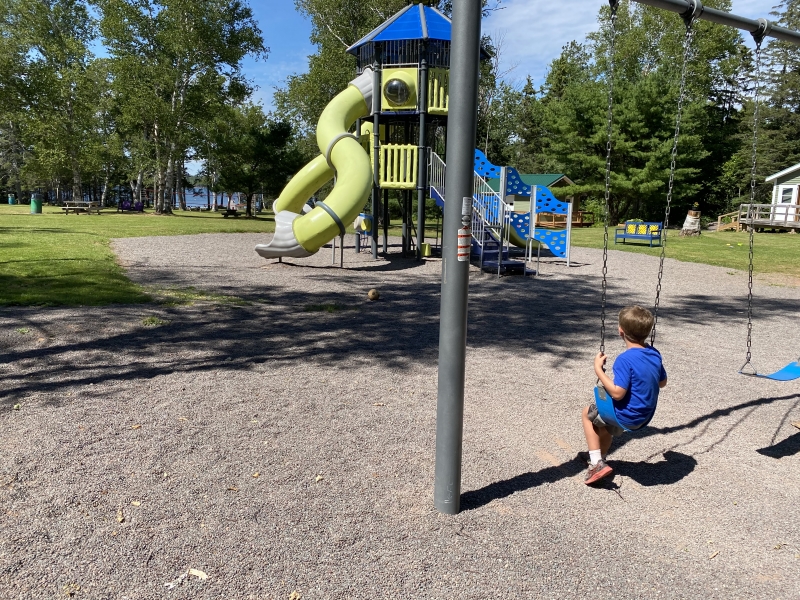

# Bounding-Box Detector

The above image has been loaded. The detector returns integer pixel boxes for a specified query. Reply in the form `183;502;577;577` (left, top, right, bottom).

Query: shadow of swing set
462;393;800;511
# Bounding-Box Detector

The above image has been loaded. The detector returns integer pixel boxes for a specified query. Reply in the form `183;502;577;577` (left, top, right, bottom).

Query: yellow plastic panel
360;121;372;155
379;144;418;190
428;68;449;115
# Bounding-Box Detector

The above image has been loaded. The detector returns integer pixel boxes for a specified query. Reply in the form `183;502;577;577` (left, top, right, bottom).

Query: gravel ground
1;232;799;600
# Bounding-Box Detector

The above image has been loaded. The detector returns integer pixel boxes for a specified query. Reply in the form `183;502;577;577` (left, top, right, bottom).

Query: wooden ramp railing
716;210;742;232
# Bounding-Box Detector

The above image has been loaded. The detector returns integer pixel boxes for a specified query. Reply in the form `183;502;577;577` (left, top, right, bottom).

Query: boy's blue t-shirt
611;346;667;429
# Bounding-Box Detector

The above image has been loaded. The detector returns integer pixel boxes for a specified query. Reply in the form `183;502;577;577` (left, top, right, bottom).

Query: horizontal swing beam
630;0;800;46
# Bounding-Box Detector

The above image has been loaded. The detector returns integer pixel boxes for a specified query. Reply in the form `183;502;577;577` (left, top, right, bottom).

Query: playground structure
255;4;457;261
255;3;573;275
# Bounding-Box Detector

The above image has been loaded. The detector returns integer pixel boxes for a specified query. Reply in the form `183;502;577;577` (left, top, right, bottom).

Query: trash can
8;194;16;205
30;193;42;214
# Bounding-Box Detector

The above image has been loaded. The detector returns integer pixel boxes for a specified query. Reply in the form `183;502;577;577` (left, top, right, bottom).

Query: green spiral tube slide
255;69;374;259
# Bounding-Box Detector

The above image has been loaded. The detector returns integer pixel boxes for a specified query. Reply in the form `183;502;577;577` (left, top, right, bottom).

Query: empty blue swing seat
740;361;800;381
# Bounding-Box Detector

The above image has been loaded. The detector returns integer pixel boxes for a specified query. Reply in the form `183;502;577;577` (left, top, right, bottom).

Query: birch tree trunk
135;170;143;204
100;170;110;206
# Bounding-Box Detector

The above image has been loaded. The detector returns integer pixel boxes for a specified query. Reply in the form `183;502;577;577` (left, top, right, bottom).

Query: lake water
181;188;265;209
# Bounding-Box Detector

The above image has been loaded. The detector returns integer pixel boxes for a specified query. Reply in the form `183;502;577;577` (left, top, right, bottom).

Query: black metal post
433;0;481;515
402;189;409;256
383;188;389;252
416;48;429;260
403;120;411;257
372;45;382;259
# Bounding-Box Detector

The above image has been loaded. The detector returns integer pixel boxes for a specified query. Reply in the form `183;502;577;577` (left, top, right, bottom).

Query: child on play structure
581;305;667;485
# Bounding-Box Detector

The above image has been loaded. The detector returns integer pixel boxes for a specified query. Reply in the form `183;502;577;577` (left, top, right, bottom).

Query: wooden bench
614;220;663;247
222;208;240;218
62;201;102;215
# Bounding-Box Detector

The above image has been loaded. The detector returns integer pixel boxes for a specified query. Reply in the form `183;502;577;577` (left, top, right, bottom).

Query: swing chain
651;19;695;346
600;0;619;355
742;41;763;374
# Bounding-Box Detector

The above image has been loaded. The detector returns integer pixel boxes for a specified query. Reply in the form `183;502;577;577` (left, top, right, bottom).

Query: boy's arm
659;378;667;389
594;353;628;400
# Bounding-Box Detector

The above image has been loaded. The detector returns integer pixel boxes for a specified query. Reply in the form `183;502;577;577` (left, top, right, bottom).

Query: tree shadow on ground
460;394;799;511
1;254;797;407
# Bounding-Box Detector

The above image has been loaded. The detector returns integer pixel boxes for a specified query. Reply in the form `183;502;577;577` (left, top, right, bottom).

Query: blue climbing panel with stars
470;149;570;260
473;149;502;179
534;186;569;216
507;211;568;259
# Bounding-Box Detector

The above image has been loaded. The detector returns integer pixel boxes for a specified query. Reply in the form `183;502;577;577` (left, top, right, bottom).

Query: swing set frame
596;0;800;431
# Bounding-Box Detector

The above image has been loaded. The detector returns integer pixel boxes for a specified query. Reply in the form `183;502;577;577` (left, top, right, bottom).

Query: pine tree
514;0;746;223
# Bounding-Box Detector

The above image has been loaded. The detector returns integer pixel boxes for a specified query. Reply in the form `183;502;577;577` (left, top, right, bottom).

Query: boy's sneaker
584;459;613;485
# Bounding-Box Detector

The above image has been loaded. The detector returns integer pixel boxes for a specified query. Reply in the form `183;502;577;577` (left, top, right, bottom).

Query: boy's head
618;305;654;344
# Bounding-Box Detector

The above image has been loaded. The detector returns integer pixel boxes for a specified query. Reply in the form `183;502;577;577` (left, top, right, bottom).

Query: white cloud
484;0;779;88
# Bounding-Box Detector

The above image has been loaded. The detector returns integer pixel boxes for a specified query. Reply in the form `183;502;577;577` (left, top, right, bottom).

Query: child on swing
581;305;668;485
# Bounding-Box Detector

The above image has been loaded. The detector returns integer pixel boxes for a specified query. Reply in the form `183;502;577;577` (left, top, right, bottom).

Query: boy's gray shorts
588;402;625;437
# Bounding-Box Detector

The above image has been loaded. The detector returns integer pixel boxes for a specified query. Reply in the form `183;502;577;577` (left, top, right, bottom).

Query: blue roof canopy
347;4;453;55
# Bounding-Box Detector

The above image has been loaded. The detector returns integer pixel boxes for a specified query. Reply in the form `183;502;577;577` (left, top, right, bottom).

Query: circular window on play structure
384;79;410;105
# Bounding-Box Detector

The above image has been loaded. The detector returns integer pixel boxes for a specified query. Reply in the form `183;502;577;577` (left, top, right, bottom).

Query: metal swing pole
631;0;800;46
433;0;482;515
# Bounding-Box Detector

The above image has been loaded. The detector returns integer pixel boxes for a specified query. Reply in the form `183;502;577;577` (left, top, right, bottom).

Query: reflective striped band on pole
457;228;471;261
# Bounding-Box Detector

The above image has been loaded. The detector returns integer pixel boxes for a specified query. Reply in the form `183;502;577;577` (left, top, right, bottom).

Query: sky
254;0;776;111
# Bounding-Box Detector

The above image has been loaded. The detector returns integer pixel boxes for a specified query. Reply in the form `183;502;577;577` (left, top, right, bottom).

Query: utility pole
433;0;481;515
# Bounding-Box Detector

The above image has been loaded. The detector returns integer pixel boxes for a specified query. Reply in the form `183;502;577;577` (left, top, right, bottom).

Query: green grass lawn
0;204;275;306
570;226;800;279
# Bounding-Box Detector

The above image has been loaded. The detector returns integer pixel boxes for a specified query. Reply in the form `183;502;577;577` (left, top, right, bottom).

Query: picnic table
222;204;245;218
62;201;102;215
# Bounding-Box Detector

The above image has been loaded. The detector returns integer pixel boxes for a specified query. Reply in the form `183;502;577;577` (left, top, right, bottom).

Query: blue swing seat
740;361;800;382
593;386;656;433
593;385;632;433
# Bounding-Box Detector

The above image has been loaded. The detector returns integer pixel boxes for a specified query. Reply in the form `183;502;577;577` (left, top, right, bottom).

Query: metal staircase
429;151;524;274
